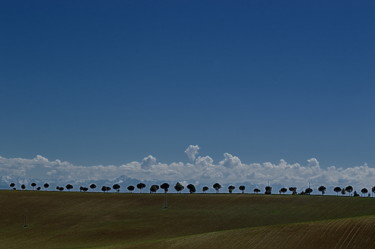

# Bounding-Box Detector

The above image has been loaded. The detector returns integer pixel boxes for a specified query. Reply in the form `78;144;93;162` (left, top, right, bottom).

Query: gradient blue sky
1;0;374;168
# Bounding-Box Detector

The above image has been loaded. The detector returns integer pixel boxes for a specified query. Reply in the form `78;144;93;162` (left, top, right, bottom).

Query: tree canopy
136;183;146;193
228;185;235;194
160;183;170;193
187;184;196;194
174;182;184;193
150;185;159;193
213;183;222;193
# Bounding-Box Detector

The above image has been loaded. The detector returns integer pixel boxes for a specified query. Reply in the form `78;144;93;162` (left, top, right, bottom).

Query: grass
1;190;375;249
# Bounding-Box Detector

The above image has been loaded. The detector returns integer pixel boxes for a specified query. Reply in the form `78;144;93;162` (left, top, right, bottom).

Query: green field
1;190;375;249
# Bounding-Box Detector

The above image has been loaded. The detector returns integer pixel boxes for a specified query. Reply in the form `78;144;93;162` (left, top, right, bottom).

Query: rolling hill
1;190;374;249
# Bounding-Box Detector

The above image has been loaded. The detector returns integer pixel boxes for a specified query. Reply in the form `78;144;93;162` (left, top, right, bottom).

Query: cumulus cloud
141;155;157;168
1;145;374;191
184;145;200;161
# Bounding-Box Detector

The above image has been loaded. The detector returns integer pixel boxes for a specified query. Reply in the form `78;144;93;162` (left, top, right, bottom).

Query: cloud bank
1;145;374;190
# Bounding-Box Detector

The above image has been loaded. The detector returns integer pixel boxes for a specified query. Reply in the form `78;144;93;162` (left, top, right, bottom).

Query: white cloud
184;145;200;161
1;145;374;191
141;155;157;168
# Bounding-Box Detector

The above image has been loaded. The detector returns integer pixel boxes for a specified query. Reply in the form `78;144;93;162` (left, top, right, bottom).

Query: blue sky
1;0;374;171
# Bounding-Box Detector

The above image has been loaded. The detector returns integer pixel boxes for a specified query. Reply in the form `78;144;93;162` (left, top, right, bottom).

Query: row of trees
8;182;375;197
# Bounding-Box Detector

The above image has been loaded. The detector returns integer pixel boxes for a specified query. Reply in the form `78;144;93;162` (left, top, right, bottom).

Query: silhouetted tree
372;186;375;197
31;183;36;190
279;188;287;194
318;186;326;195
43;183;49;190
101;186;111;192
289;187;297;195
353;191;360;197
136;183;146;193
228;185;235;194
239;185;245;194
160;183;170;193
58;187;64;191
213;183;222;193
341;188;346;195
21;184;26;190
202;186;209;193
254;188;260;194
160;183;170;209
345;186;353;196
127;185;135;193
65;184;73;191
150;185;159;193
82;187;88;192
10;183;15;189
36;187;41;191
56;186;60;191
361;188;368;197
113;184;121;193
305;188;313;195
265;186;272;195
187;184;196;194
334;187;341;196
174;182;184;193
90;184;97;191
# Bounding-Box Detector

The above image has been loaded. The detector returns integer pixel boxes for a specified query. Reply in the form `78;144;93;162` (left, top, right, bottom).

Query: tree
202;186;209;193
174;182;184;193
31;183;36;190
228;185;235;194
289;187;297;195
127;185;135;193
318;186;326;195
372;186;375;197
265;186;272;195
239;185;246;194
361;188;368;197
21;184;26;190
82;187;88;192
43;183;49;190
113;184;121;193
213;183;222;193
36;187;41;191
279;188;287;194
334;187;341;196
90;184;97;191
341;188;346;195
254;188;260;194
101;186;111;192
345;186;353;196
136;183;146;193
187;184;196;194
10;183;15;189
160;183;170;209
150;185;159;193
353;191;360;197
160;183;170;193
66;184;73;191
305;188;313;195
58;187;64;191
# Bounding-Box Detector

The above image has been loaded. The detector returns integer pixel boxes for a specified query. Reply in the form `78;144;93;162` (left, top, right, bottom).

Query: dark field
1;190;375;249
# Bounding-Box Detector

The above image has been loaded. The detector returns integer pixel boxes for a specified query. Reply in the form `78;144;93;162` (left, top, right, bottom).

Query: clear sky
1;0;374;170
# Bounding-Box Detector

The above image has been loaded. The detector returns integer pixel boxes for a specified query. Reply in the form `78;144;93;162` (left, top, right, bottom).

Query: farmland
1;190;375;249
